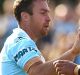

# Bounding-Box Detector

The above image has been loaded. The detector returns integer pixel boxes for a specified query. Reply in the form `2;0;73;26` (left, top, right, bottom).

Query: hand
53;60;77;75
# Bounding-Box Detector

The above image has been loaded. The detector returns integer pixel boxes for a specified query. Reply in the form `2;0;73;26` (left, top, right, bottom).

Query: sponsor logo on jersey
14;47;37;62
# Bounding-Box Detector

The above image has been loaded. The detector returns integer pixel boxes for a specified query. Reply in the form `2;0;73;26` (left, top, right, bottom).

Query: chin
42;32;48;37
41;29;49;37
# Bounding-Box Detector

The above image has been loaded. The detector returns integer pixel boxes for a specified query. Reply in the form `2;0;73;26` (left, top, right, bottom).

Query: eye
41;12;45;14
40;11;46;15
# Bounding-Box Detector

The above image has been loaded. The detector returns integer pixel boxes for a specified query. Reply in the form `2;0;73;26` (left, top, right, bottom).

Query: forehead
33;0;50;11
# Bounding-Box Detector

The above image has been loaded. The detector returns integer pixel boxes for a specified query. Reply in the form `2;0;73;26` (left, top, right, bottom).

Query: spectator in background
0;0;5;14
0;0;18;52
0;0;5;51
3;0;18;36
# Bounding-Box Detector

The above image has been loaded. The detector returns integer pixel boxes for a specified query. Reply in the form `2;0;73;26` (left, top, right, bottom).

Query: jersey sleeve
8;38;41;69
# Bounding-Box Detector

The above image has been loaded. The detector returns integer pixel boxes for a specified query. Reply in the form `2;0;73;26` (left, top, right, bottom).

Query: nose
46;15;51;22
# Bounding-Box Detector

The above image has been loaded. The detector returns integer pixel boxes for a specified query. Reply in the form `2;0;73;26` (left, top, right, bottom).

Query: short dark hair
13;0;35;22
13;0;48;22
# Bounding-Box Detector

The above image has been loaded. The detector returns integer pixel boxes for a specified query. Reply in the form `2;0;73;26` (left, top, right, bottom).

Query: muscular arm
24;31;80;75
58;31;80;61
24;48;78;75
57;48;78;61
24;57;57;75
28;61;57;75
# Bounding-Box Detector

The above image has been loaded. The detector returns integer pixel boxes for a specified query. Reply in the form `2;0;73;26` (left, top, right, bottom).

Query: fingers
57;71;65;75
53;60;69;67
53;60;69;75
56;66;64;74
56;66;65;75
56;68;65;75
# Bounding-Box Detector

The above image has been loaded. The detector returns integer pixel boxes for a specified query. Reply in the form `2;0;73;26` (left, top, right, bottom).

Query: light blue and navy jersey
0;28;45;75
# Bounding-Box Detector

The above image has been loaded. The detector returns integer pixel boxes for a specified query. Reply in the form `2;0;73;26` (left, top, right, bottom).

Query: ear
21;12;30;22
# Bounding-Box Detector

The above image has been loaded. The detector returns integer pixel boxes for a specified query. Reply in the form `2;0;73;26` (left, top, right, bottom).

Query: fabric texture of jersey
0;28;45;75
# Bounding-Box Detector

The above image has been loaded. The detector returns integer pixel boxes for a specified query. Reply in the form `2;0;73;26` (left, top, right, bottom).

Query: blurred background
0;0;80;63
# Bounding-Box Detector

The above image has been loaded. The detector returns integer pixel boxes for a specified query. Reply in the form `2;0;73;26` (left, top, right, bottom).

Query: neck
20;22;38;42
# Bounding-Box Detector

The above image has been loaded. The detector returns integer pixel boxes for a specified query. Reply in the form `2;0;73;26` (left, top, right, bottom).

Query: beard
41;26;49;37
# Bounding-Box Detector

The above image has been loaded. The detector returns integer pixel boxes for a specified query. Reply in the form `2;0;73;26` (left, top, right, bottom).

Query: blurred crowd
0;0;18;51
0;0;80;63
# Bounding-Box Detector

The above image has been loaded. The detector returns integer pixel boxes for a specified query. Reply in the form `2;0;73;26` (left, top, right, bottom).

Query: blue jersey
0;28;45;75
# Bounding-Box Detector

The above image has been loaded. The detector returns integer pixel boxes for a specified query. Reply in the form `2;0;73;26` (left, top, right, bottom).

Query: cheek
31;14;45;31
33;17;44;28
30;18;42;32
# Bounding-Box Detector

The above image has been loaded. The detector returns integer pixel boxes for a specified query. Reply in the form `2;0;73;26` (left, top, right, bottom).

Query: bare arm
24;31;80;75
24;57;57;75
58;30;80;61
28;60;57;75
24;48;79;75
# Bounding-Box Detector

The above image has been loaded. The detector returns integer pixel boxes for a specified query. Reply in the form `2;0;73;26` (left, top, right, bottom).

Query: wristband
78;68;80;75
74;65;80;75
